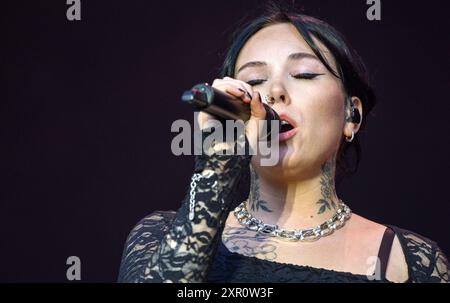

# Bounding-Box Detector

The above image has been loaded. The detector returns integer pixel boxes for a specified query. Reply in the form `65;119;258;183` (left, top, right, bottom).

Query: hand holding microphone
181;77;281;151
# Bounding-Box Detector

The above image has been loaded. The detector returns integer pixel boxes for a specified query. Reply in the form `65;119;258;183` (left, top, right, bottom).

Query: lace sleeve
428;246;450;283
118;130;252;283
390;225;450;283
117;210;176;283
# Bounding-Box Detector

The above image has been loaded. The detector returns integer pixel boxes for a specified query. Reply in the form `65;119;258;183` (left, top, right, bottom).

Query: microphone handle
182;83;281;141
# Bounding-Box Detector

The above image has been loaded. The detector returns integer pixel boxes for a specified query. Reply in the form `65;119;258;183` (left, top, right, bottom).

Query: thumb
249;91;266;120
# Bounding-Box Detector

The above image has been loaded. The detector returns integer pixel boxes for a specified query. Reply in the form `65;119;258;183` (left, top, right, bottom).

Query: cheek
300;81;345;148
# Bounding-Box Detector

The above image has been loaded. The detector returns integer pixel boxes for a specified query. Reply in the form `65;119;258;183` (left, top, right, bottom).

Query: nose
267;85;290;106
268;94;287;105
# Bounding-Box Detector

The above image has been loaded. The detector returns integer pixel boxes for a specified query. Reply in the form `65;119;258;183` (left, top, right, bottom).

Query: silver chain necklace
233;199;352;242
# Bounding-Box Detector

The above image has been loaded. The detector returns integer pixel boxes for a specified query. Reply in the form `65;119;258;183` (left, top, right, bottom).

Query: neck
248;155;341;229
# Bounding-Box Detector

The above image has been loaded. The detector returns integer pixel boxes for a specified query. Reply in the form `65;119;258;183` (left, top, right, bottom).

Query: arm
119;76;265;283
123;131;252;283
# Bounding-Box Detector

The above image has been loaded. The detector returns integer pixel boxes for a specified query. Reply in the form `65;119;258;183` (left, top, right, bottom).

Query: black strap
377;227;396;279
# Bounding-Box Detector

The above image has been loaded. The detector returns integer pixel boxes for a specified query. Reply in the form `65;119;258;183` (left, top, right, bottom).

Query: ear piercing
345;130;355;142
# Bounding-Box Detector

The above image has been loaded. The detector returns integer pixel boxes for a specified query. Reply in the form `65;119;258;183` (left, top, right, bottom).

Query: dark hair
219;5;376;185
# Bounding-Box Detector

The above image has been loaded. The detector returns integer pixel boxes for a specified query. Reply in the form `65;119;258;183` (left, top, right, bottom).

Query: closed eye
292;73;324;80
246;73;323;86
246;79;266;86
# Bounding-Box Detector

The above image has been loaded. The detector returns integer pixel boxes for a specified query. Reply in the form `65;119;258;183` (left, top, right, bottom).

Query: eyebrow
236;52;320;75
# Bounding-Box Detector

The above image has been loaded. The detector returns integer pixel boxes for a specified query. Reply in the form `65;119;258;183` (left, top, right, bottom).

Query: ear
344;96;363;138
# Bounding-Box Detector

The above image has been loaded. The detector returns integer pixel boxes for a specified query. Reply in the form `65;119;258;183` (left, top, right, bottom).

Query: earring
345;130;355;142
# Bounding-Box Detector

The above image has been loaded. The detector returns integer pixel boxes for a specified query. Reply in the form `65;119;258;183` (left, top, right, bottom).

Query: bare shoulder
347;214;409;282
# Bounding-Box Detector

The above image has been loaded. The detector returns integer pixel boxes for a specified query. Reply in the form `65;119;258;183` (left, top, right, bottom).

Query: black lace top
117;135;449;283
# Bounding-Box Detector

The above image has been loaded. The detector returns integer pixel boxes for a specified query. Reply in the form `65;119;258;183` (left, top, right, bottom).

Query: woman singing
118;7;449;283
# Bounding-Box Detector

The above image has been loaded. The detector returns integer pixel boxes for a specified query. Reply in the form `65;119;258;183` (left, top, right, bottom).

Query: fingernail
246;91;253;100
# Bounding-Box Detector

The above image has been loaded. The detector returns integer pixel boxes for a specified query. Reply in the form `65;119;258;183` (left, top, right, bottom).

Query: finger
249;91;266;120
237;88;252;102
214;84;252;103
232;79;255;100
221;77;253;101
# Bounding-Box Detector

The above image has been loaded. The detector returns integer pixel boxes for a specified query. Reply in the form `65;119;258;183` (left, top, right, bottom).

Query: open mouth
277;114;298;142
280;120;295;133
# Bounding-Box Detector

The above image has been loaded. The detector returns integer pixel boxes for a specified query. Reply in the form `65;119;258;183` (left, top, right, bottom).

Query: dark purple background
1;0;449;282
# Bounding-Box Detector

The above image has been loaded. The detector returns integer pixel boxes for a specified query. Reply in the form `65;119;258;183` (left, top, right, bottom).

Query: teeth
281;120;289;125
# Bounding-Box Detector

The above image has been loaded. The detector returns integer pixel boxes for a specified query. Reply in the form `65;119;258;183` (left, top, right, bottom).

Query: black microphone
181;83;281;141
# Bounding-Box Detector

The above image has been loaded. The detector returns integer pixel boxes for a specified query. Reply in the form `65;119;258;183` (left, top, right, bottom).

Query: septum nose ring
264;94;273;105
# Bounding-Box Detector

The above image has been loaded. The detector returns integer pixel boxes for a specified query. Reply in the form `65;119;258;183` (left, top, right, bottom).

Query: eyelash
246;73;323;86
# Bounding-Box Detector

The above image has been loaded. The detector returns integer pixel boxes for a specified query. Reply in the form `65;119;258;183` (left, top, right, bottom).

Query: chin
252;153;300;173
252;142;299;168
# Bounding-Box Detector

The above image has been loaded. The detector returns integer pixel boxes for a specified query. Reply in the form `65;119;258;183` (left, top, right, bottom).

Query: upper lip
277;112;297;128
